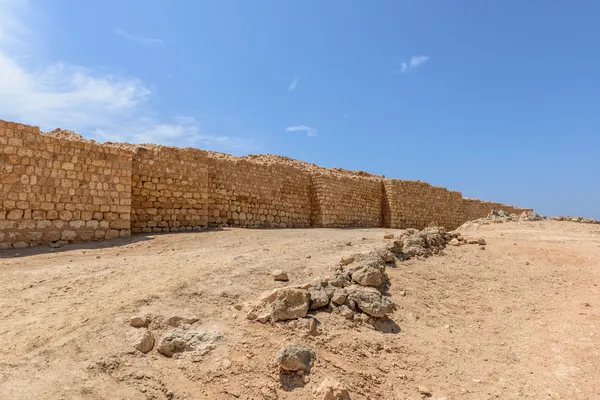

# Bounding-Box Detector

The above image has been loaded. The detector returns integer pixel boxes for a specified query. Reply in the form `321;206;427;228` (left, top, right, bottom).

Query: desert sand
0;220;598;399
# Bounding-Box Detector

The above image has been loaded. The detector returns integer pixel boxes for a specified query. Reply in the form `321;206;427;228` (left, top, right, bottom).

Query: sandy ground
0;221;599;400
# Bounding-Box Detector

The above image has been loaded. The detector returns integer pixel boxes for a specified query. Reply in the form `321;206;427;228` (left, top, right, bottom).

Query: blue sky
1;0;599;219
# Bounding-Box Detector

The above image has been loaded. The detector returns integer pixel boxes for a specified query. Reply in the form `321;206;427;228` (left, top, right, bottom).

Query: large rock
129;329;155;354
276;344;316;373
314;377;350;400
351;266;383;287
157;325;222;357
247;287;310;323
346;285;394;318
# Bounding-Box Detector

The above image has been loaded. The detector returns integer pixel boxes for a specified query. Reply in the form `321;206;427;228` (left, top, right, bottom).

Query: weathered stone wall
0;120;132;249
0;118;534;248
311;172;383;228
208;154;312;228
131;146;209;233
383;179;464;230
462;198;533;222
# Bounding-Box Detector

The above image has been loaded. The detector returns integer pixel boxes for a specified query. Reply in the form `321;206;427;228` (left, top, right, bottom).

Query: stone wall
208;154;312;228
311;172;383;228
131;146;209;233
0;120;132;249
462;198;533;222
383;179;464;230
0;118;535;248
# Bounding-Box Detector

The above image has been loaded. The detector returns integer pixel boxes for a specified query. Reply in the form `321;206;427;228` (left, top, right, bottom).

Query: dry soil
0;221;599;399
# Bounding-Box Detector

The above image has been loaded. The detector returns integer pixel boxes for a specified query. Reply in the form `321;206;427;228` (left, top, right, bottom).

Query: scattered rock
165;314;199;327
247;287;310;322
309;286;331;310
346;285;394;318
383;233;394;239
276;344;316;373
129;315;151;328
331;289;347;305
306;255;312;259
418;385;431;395
129;329;155;354
449;238;460;246
351;266;383;287
388;240;404;254
272;269;289;281
338;305;354;319
157;325;222;357
345;242;352;246
477;237;486;245
314;377;350;400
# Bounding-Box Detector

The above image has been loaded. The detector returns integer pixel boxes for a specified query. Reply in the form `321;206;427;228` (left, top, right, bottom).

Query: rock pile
248;226;460;324
247;250;396;322
551;216;599;224
127;314;221;358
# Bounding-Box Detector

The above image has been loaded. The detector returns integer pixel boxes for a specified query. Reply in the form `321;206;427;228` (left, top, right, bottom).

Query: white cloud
115;29;164;46
397;55;429;73
410;55;429;68
0;0;254;152
285;125;317;137
288;77;299;91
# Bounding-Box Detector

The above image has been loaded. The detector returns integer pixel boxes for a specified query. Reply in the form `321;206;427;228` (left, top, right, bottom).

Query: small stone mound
156;325;222;357
276;343;316;373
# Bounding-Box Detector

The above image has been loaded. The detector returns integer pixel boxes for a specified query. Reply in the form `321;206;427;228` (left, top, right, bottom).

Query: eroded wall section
131;146;209;233
311;172;383;228
462;198;533;222
208;154;312;228
0;120;132;248
383;179;463;230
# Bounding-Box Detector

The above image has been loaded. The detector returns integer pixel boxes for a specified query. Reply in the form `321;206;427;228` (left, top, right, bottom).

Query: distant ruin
0;119;532;248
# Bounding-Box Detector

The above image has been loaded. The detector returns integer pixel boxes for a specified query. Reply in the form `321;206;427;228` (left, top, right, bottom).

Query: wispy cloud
288;77;299;91
0;1;255;152
285;125;317;137
397;55;430;73
115;29;163;45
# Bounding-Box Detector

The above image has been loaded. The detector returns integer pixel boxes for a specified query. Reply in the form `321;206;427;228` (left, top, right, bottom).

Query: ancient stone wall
383;179;464;230
131;146;209;233
0;118;535;248
311;172;383;228
208;154;312;228
462;198;533;222
0;120;132;249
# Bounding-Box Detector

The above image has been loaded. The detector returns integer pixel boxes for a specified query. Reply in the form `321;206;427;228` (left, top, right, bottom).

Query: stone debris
551;215;599;224
345;285;394;317
165;315;199;327
351;266;384;287
272;269;289;281
129;329;155;354
129;315;151;328
383;233;394;239
314;377;350;400
157;325;222;357
246;226;473;325
276;343;316;373
247;287;311;322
